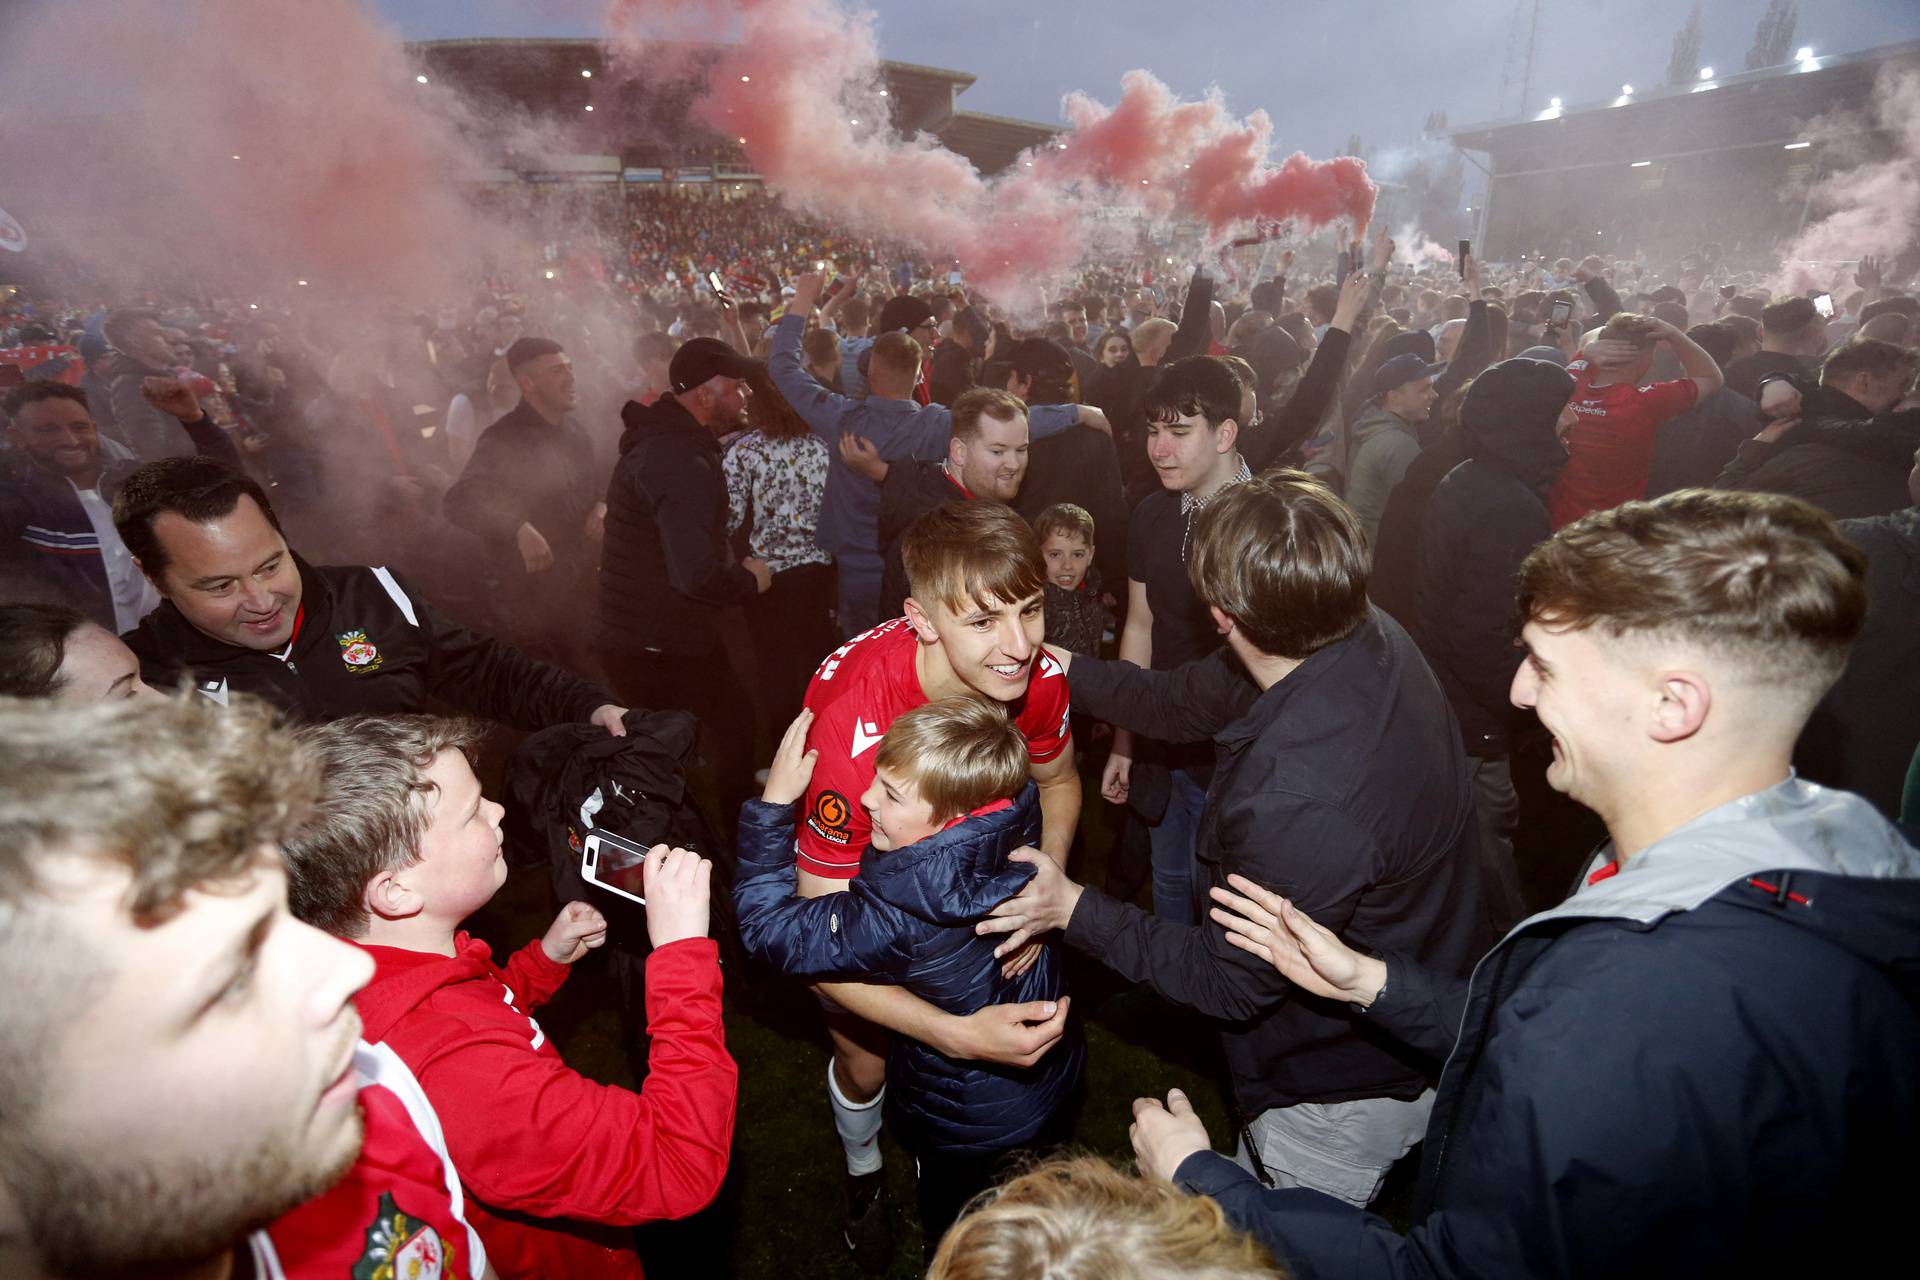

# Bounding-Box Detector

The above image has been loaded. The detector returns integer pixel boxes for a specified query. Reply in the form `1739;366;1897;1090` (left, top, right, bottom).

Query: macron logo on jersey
851;720;884;757
1036;650;1063;681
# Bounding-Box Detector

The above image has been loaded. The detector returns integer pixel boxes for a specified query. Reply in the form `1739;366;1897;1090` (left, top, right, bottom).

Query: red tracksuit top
353;933;737;1280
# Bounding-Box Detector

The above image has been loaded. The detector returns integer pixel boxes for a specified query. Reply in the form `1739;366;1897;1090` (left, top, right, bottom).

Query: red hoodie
353;933;736;1279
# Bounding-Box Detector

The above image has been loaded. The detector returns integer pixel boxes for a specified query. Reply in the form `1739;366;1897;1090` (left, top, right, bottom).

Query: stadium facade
1449;39;1920;265
408;38;1060;186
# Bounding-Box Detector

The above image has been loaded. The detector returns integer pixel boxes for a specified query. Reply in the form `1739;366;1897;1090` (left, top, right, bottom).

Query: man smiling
874;387;1033;620
787;500;1079;1270
1156;489;1920;1278
116;455;627;732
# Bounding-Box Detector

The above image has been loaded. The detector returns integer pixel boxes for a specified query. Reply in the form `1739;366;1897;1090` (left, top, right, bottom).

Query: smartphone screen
1549;298;1573;325
1812;292;1835;319
582;830;650;906
704;269;725;296
947;270;963;285
1457;239;1471;278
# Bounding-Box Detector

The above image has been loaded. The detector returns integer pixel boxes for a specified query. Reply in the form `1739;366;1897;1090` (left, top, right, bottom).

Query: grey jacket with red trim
1177;776;1920;1279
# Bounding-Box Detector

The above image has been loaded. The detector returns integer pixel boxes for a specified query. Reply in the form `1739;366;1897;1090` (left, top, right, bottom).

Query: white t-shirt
72;483;159;633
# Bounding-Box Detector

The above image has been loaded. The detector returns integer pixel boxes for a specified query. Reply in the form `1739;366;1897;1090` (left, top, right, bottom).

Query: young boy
736;698;1086;1253
279;714;738;1280
1033;502;1109;657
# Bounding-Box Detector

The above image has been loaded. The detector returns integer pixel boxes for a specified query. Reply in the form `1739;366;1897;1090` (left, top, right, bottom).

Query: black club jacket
125;555;615;727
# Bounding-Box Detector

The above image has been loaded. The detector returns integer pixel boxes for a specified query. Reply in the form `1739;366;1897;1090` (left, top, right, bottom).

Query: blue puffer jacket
733;784;1084;1154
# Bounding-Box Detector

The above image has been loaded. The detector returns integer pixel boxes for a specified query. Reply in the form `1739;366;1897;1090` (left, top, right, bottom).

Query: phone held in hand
1457;239;1471;278
1549;297;1574;326
704;269;728;301
1812;292;1835;319
582;829;651;906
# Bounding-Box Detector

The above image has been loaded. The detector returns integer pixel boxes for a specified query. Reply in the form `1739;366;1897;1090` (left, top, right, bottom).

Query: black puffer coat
1417;359;1574;753
1713;407;1920;520
733;784;1084;1153
597;396;760;657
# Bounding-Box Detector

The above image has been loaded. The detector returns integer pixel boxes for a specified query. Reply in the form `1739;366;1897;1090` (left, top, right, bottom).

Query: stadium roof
1447;40;1920;173
406;37;1057;175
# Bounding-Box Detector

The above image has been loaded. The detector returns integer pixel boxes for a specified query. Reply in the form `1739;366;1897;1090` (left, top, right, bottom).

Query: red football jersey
1548;356;1700;528
251;1040;486;1279
796;618;1070;878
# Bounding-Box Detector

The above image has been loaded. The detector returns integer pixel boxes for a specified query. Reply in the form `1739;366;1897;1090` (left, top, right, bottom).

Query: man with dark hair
929;307;986;407
100;307;204;459
443;336;603;667
116;455;625;732
875;387;1030;620
1713;337;1919;519
1303;284;1339;341
1723;295;1828;400
985;469;1488;1209
597;335;772;818
3;378;235;632
1174;489;1919;1279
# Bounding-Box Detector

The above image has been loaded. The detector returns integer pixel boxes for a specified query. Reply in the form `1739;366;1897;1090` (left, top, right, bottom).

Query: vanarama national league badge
337;630;383;674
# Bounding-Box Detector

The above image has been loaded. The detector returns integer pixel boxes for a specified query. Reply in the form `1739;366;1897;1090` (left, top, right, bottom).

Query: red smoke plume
604;0;1374;297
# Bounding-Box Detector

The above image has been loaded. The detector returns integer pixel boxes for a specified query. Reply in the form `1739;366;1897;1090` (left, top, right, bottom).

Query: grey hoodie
1344;403;1422;544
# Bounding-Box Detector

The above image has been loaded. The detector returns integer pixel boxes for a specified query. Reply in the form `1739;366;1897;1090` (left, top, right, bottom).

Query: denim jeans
1148;767;1207;925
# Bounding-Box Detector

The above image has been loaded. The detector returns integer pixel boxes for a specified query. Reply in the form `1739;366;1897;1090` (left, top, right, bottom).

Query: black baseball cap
669;337;765;394
876;295;938;334
1371;352;1447;399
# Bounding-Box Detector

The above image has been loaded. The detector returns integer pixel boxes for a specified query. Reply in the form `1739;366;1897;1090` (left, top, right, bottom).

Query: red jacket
354;934;736;1279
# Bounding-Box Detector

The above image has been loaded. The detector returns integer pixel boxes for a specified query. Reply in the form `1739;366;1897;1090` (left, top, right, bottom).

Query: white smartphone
582;829;650;906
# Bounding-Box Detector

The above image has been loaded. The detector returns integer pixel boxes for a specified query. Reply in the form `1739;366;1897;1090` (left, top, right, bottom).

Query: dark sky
380;0;1917;159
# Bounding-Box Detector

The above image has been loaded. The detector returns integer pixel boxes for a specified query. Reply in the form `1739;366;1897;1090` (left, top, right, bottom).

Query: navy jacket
733;785;1084;1154
1177;779;1920;1279
596;395;759;658
1065;612;1489;1115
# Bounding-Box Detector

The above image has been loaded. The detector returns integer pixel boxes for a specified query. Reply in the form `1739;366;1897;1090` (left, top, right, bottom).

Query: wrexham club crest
337;630;383;674
351;1192;453;1280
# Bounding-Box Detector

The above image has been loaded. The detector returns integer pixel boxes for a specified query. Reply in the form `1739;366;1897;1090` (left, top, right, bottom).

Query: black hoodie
1417;359;1574;751
596;395;760;657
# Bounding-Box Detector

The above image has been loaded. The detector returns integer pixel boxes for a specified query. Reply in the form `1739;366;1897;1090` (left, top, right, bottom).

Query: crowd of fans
3;178;1918;1280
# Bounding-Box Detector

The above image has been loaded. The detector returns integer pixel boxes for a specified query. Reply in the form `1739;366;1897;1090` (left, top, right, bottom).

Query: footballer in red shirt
785;500;1080;1267
1548;314;1724;528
